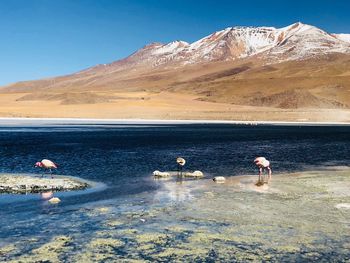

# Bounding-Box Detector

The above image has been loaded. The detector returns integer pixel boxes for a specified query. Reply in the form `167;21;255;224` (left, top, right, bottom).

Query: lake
0;123;350;262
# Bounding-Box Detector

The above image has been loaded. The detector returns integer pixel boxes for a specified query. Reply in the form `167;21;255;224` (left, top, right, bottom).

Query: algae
8;235;72;263
105;219;124;227
0;244;16;258
3;168;350;261
135;233;168;245
73;237;124;262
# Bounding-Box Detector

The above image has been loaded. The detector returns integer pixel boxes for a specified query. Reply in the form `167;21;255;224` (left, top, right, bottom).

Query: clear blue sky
0;0;349;85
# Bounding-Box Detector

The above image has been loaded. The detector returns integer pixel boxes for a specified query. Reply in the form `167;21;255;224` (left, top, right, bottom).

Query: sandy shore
0;91;349;122
0;117;349;126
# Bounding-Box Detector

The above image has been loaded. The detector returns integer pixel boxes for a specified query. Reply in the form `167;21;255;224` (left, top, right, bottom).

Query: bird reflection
40;191;53;200
155;180;194;202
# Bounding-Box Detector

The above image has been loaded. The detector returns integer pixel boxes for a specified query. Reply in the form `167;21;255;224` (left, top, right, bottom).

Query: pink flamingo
254;157;272;183
35;159;58;178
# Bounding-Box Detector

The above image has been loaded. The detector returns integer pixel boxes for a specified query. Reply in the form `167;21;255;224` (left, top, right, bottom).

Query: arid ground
1;54;350;122
0;91;350;121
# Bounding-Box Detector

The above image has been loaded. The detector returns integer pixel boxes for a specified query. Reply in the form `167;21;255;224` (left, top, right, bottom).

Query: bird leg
177;164;181;177
267;167;272;182
258;168;263;183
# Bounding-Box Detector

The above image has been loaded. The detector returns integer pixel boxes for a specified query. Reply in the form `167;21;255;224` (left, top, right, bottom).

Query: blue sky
0;0;349;85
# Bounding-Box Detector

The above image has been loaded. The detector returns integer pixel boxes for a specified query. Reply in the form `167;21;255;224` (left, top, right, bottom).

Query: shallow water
0;124;350;262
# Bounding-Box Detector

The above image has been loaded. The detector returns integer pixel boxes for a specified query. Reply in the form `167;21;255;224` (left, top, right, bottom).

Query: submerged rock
0;174;90;194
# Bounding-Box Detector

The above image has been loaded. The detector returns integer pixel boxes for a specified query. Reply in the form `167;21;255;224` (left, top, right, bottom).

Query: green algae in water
105;219;124;227
74;237;124;262
7;236;72;263
0;244;16;259
135;233;168;244
3;168;350;262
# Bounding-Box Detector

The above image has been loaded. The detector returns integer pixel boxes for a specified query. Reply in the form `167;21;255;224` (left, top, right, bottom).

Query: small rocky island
0;174;90;194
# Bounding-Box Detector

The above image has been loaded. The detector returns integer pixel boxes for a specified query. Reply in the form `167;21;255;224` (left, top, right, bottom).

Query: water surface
0;124;350;261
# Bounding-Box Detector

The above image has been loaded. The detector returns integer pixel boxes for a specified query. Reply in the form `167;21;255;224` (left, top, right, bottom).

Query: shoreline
0;117;349;126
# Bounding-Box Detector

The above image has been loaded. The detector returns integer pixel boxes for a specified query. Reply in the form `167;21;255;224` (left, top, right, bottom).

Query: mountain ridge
110;22;350;68
67;22;350;76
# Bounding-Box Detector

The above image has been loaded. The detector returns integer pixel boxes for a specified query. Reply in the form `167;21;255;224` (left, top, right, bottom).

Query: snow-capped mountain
3;22;350;116
333;33;350;44
111;22;350;69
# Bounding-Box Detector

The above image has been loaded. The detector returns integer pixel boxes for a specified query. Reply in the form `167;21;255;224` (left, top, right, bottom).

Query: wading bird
176;157;186;176
35;159;58;178
254;157;272;183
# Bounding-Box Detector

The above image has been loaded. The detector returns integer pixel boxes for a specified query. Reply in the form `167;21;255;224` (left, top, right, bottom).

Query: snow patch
116;22;350;69
333;34;350;44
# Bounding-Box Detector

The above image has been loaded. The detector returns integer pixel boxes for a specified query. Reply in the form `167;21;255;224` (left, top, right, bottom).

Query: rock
184;171;204;178
48;197;61;204
0;174;90;194
213;176;226;183
153;170;170;177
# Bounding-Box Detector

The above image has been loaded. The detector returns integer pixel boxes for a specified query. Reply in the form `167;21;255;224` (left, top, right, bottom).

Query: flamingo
35;159;58;178
176;157;186;176
254;157;272;183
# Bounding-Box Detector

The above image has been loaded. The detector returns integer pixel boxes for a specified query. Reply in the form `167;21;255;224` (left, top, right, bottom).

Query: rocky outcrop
0;174;89;194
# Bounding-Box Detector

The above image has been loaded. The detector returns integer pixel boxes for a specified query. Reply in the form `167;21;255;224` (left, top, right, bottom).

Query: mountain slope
1;22;350;121
98;22;350;69
333;33;350;43
57;22;348;76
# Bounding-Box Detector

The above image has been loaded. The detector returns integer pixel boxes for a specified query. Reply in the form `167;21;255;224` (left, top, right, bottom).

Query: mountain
81;22;349;71
333;33;350;43
1;22;350;121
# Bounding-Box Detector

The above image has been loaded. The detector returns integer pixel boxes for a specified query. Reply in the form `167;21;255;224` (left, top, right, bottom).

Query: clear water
0;124;350;261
